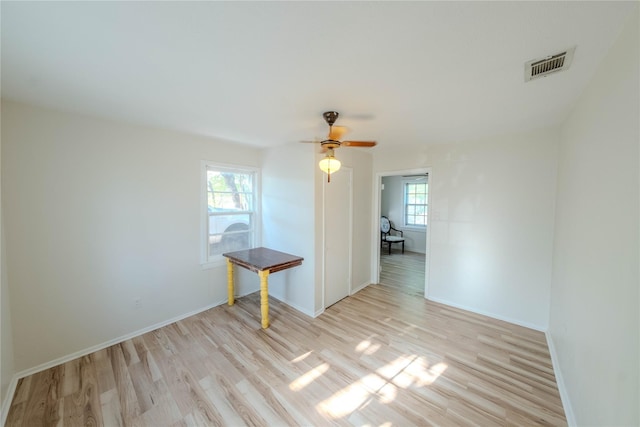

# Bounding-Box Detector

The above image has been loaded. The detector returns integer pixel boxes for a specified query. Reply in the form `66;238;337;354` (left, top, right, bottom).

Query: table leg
227;259;234;306
258;269;270;328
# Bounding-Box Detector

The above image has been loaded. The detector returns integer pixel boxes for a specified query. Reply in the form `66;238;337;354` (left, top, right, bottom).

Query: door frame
372;167;432;298
322;166;353;308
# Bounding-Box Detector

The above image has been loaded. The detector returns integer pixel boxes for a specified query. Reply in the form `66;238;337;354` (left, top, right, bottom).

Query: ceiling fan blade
299;140;321;144
328;125;348;141
342;140;377;147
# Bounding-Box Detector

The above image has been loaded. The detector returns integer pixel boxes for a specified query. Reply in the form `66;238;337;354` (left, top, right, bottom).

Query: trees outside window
204;163;258;262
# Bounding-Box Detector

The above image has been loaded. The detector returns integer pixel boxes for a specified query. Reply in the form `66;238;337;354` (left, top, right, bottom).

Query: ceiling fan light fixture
319;150;341;183
319;156;341;173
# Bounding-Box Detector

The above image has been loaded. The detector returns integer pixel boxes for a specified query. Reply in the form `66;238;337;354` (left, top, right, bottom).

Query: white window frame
402;179;428;229
200;161;260;269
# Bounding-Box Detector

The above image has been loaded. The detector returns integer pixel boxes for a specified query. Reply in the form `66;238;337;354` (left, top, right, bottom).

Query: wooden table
222;247;304;328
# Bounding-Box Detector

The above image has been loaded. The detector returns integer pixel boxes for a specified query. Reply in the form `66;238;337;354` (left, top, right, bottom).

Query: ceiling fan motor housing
323;111;339;126
321;140;341;149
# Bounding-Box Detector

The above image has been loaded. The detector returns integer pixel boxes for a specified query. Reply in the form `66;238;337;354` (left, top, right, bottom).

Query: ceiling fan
303;111;377;182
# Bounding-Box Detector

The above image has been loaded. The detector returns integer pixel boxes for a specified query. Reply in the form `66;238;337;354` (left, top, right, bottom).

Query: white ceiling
1;1;636;149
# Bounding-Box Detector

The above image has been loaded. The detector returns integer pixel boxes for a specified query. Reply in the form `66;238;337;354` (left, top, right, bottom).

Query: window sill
402;226;427;232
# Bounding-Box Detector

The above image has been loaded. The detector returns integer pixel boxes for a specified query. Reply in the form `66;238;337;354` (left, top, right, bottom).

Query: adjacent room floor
379;249;426;296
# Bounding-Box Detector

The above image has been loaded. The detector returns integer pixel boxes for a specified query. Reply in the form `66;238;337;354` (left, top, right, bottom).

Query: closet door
324;168;352;308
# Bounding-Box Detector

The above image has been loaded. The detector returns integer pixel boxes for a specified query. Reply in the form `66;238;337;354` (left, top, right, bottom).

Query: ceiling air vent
525;47;576;82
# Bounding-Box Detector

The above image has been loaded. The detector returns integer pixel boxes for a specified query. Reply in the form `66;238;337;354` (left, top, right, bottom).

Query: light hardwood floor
380;250;426;296
6;258;567;426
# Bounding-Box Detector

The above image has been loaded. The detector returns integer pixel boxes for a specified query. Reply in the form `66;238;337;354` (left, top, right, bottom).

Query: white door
324;168;352;308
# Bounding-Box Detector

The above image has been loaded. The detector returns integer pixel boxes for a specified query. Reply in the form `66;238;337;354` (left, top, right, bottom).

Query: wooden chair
380;216;405;255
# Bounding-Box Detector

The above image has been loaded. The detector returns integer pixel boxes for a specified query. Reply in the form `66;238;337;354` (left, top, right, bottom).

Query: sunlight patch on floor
315;354;448;419
289;362;330;391
291;351;313;363
356;339;381;355
376;355;448;388
316;373;396;418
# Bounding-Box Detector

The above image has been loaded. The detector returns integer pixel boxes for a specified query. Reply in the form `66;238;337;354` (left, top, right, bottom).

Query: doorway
374;169;431;298
323;167;353;308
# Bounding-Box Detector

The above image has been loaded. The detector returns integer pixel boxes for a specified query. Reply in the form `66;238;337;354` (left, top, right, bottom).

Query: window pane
205;166;256;260
403;180;428;227
209;230;252;257
207;170;254;211
208;213;251;235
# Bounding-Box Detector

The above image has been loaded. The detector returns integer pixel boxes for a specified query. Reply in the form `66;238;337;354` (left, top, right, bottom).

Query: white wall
0;232;12;423
261;143;317;316
1;100;262;372
261;144;374;316
549;9;639;426
0;236;12;422
1;112;16;418
1;101;372;377
381;175;427;253
373;128;559;330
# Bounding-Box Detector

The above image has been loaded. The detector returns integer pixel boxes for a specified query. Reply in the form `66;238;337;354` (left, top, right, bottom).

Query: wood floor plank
73;355;103;426
108;344;141;423
99;388;124;427
6;252;567;426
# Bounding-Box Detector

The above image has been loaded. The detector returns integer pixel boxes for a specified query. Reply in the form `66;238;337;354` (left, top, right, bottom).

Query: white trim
200;257;227;270
401;177;428;229
424;170;432;299
200;161;261;266
269;293;316;318
200;159;209;264
373;168;432;298
9;299;226;384
1;376;19;427
545;332;576;426
351;281;370;295
400;225;426;233
427;296;546;332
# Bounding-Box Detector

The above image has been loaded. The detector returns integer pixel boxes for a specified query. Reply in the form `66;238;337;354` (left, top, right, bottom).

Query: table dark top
222;247;304;274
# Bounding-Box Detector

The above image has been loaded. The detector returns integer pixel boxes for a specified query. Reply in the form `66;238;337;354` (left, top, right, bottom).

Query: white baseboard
1;375;19;427
2;298;227;426
351;281;370;295
2;291;575;427
426;296;574;423
10;298;228;384
545;331;576;426
268;293;315;318
270;281;373;320
426;296;546;332
2;297;225;427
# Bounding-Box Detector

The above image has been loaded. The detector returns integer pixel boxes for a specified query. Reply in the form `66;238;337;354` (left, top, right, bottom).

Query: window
403;180;428;227
202;162;258;264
